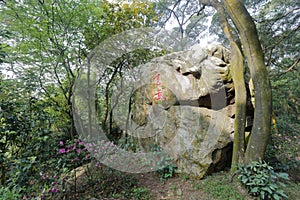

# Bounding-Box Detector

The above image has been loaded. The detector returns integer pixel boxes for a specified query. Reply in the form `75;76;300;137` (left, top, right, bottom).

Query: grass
285;182;300;200
199;171;252;200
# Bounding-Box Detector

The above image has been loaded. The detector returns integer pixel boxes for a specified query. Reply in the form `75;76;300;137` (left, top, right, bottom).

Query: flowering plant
38;138;91;199
39;171;66;199
57;138;91;169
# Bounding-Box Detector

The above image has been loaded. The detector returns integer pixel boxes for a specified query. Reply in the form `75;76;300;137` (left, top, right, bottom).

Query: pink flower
50;188;59;193
86;143;91;147
59;141;64;146
78;140;84;145
72;157;79;162
39;172;47;180
41;188;45;199
66;145;73;152
76;149;81;154
59;148;65;154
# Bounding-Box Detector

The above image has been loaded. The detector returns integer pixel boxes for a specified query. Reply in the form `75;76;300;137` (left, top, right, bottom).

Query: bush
237;160;289;200
0;186;22;200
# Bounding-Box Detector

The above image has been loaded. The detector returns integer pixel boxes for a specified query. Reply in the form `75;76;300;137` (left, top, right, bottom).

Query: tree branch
275;58;300;77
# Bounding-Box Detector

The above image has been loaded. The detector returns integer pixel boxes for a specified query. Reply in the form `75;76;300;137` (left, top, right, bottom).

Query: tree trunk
212;1;247;172
222;0;272;163
230;41;247;171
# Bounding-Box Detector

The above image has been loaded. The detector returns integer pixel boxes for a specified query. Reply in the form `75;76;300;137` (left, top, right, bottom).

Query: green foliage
84;1;158;49
272;72;300;139
37;138;91;199
252;0;300;151
237;160;289;200
97;48;167;137
110;187;152;200
0;0;159;197
38;172;65;199
201;171;247;200
0;186;22;200
253;0;300;187
0;29;10;64
151;146;177;180
154;0;212;43
0;0;298;199
157;163;177;180
0;78;54;190
130;187;152;199
1;0;159;140
284;182;300;200
81;166;152;200
265;142;300;174
56;138;91;170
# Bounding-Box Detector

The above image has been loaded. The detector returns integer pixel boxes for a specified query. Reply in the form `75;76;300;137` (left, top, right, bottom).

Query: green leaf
277;189;288;198
250;187;259;193
260;190;265;199
277;172;289;180
273;193;281;200
262;186;272;194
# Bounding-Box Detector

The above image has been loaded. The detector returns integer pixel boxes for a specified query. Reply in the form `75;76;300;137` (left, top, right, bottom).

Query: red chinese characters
152;74;166;100
153;74;162;86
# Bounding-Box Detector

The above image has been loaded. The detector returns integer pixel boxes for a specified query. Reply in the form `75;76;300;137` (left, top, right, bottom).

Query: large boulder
115;45;253;178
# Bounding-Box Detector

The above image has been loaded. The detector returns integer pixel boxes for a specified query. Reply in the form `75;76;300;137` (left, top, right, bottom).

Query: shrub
0;186;22;200
155;154;177;180
157;163;177;180
237;160;289;200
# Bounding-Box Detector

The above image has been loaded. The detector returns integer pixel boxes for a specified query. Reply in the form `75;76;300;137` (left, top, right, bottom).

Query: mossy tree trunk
212;1;247;172
221;0;272;164
202;0;272;169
